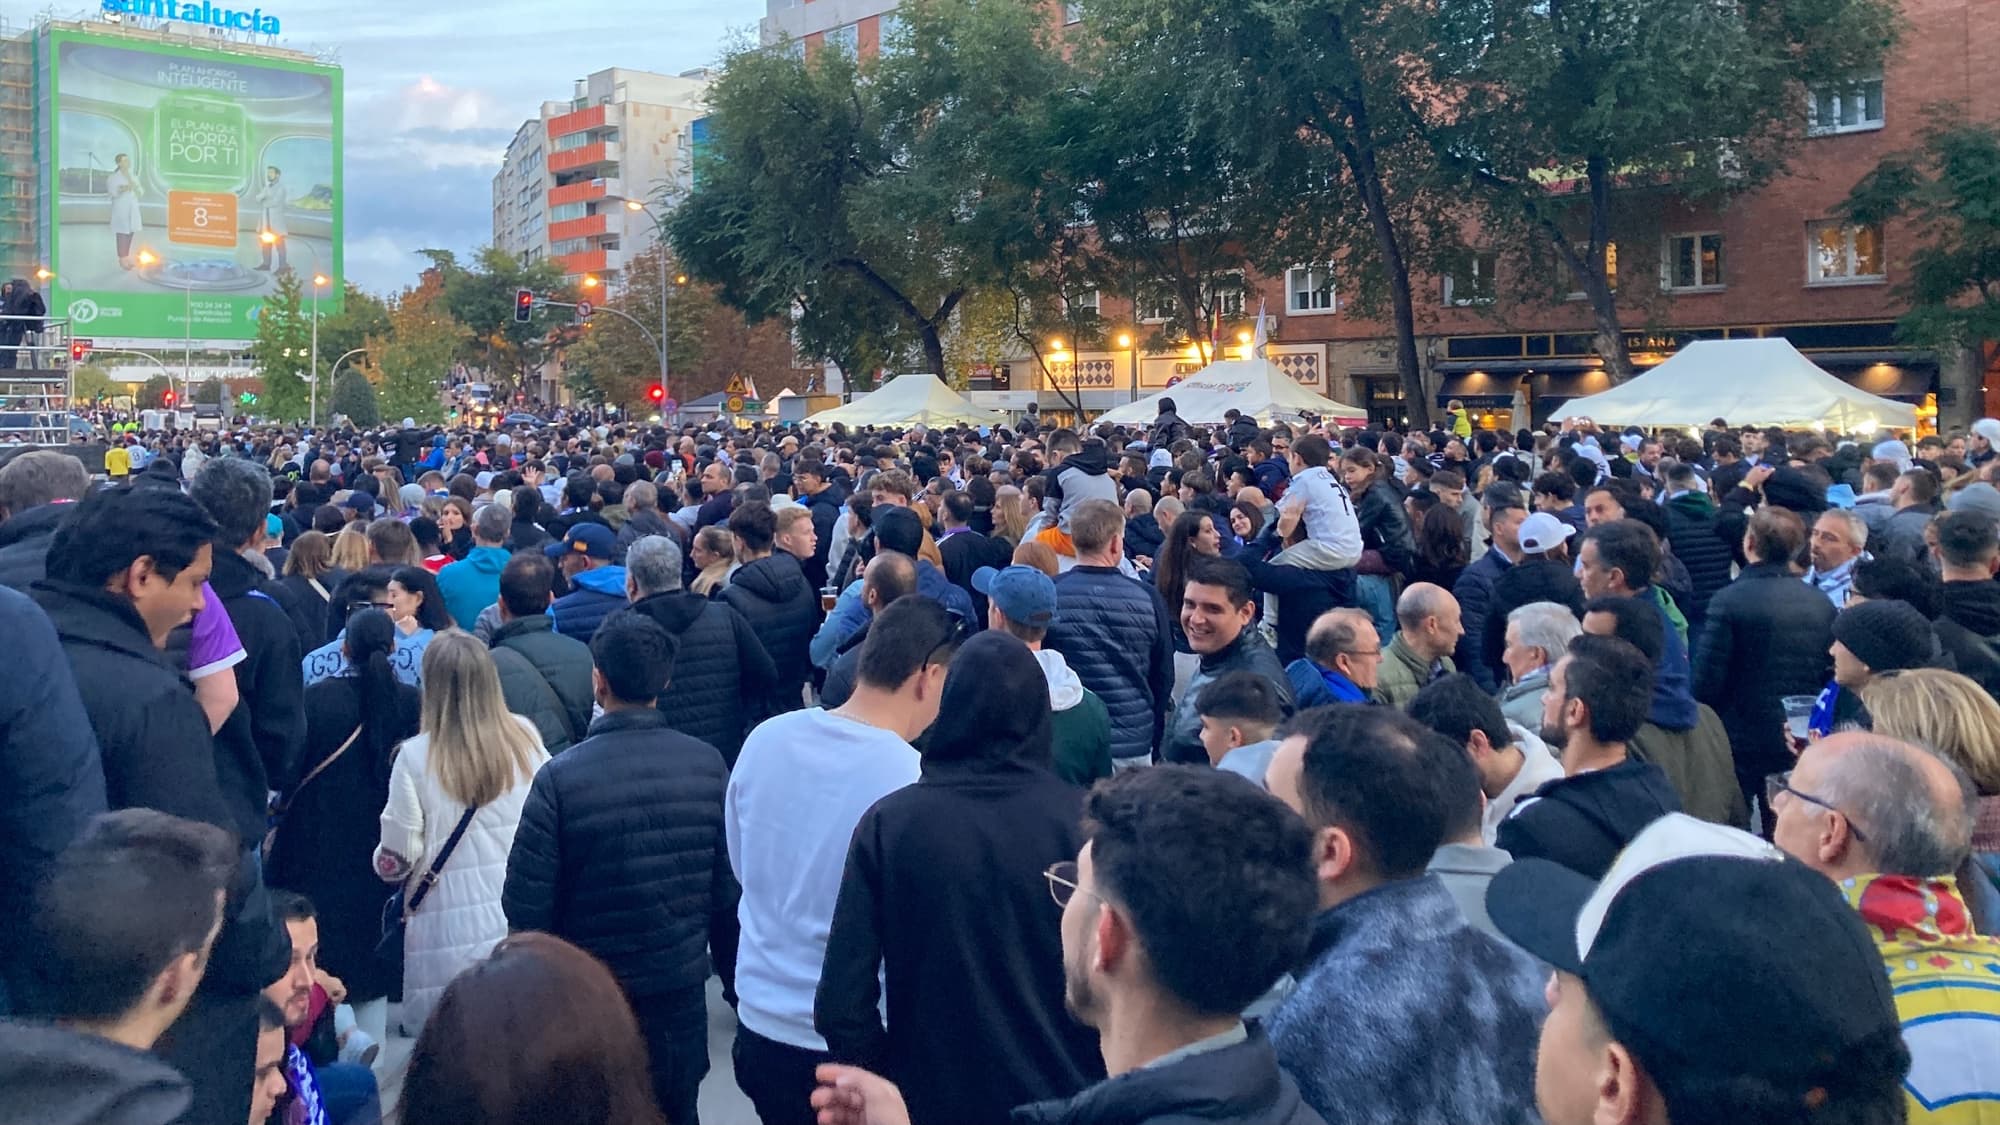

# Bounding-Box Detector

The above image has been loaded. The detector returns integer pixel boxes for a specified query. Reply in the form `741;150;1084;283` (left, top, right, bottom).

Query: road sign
661;398;678;414
725;394;746;414
723;372;751;397
575;300;593;322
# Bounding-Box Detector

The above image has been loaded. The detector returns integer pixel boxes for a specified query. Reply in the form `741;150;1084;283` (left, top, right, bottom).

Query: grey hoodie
0;1022;190;1125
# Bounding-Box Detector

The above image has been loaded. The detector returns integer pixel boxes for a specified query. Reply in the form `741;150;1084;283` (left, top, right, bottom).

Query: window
553;131;593;152
1663;233;1724;291
878;12;906;48
1807;220;1885;284
1562;242;1618;299
1067;289;1100;317
1809;77;1884;135
1207;272;1246;318
1444;253;1498;305
1064;1;1083;22
825;23;858;56
1137;283;1176;324
551;238;589;255
1286;264;1336;314
550;202;588;222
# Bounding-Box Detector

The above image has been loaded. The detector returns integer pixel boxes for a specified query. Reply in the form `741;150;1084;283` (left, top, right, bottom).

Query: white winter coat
375;721;548;1035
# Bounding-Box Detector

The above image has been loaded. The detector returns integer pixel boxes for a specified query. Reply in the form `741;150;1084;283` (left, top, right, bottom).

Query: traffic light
514;288;535;323
163;389;177;407
647;383;665;404
69;340;90;362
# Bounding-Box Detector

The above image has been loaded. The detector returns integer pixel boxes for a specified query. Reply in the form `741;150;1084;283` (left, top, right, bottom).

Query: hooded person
816;631;1104;1125
1038;434;1117;532
1148;396;1190;448
974;564;1113;787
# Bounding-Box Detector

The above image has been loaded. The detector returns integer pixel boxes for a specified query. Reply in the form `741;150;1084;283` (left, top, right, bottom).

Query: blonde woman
1859;667;2000;929
689;524;736;597
992;484;1030;547
329;525;372;573
375;631;548;1035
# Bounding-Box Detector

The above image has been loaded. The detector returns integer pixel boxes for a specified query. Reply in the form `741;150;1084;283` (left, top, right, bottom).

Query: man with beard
810;767;1324;1125
1496;634;1680;880
261;894;380;1125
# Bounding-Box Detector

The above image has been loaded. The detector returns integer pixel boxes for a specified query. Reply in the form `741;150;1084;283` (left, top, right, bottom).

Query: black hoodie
1495;757;1682;879
817;633;1103;1125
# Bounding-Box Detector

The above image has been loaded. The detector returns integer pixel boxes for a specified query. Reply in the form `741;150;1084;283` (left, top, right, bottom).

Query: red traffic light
163;389;177;407
647;384;665;403
69;340;89;361
514;288;535;323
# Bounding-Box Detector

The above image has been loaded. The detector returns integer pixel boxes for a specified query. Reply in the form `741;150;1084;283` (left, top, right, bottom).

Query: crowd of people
1;397;1998;1125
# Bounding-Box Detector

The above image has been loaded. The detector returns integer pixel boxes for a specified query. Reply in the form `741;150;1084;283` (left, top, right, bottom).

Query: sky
269;0;755;294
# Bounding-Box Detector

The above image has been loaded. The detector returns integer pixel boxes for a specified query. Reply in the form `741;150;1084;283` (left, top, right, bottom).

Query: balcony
548;213;609;243
558;248;608;276
549;141;620;174
548;104;606;139
548;177;621;207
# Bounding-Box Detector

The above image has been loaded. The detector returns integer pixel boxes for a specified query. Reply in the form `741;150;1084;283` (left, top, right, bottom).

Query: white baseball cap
1518;511;1576;555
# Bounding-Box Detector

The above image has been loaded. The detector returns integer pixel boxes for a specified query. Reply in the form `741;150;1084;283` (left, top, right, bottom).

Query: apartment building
491;67;711;283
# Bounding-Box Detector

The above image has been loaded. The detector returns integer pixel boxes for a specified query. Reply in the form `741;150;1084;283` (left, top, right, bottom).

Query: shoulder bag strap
308;577;329;602
272;724;363;817
404;805;480;917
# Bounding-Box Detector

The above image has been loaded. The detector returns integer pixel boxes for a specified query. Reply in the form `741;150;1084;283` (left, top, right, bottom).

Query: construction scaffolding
0;19;35;286
0;313;78;446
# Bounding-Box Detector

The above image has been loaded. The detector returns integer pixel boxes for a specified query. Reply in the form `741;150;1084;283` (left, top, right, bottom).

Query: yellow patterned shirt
1838;873;2000;1124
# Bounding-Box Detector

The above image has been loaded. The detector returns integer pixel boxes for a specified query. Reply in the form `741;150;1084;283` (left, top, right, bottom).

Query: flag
1251;298;1269;358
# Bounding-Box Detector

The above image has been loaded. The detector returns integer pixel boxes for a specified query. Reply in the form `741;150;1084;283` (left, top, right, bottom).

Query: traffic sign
576;300;593;322
725;394;746;414
723;372;751;397
661;398;678;414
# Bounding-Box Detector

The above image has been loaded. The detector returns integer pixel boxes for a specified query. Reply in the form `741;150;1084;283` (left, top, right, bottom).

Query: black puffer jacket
1045;566;1175;763
204;548;306;839
0;502;70;591
1481;557;1585;683
721;553;819;718
1353;481;1415;577
1012;1027;1319;1125
620;591;776;765
490;615;594;753
1693;563;1836;783
1662;493;1732;631
503;707;739;999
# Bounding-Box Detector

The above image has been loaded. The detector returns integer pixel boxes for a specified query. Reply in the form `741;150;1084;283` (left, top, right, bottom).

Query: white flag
1250;298;1269;358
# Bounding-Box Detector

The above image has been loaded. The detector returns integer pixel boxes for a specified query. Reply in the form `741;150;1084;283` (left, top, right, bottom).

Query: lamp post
309;273;328;426
1117;331;1138;404
623;197;680;415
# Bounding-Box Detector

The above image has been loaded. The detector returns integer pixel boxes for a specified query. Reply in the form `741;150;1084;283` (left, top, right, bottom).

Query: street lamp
1116;331;1139;403
309;273;329;426
620;196;678;415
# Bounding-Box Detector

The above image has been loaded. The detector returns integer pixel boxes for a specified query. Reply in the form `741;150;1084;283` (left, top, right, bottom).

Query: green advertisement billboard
48;28;341;345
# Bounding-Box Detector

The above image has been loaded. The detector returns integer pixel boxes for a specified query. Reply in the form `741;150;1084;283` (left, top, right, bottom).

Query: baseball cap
1517;511;1575;555
544;521;616;561
1869;439;1913;471
1487;814;1900;1108
972;564;1057;628
342;492;376;514
1972;418;2000;446
1946;480;2000;522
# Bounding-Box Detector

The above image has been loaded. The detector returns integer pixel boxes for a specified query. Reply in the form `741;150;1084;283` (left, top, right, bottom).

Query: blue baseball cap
972;564;1057;628
546;521;616;561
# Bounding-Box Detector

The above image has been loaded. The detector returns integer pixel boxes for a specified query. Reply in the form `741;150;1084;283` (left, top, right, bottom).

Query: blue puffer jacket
550;565;629;640
1045;565;1176;763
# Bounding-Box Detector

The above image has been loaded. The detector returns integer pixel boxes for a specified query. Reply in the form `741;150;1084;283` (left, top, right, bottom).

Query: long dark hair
401;932;665;1125
1416;503;1468;571
390;565;454;632
1156;509;1216;618
341;608;402;758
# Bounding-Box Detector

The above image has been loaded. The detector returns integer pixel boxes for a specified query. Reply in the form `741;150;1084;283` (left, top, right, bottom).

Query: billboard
47;28;341;345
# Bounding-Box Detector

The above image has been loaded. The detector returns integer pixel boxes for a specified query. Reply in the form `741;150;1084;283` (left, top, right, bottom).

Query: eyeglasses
1765;771;1868;843
1044;860;1094;908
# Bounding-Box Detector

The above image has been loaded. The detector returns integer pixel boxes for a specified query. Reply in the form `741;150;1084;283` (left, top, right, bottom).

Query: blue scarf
1318;667;1369;703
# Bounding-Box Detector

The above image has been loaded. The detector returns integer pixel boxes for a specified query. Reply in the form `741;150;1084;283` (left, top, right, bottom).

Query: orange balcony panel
547;104;606;139
548;179;608;206
549;142;608;173
559;249;608;276
548;214;608;242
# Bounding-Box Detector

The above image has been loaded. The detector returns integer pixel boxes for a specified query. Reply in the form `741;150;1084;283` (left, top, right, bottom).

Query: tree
248;269;312;421
71;363;114;404
136;375;174;410
1844;110;2000;351
1422;0;1898;378
313;283;391;387
418;246;575;393
329;366;381;427
673;0;1066;381
364;272;465;425
561;244;705;408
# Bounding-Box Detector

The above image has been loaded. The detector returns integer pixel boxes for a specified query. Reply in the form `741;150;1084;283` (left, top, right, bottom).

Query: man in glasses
1769;730;2000;1123
813;766;1321;1125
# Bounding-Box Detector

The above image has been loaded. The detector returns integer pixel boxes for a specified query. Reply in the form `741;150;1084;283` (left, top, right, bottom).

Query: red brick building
1019;0;1998;431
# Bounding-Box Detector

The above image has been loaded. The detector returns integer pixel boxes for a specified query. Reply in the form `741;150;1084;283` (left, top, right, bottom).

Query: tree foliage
71;363;114;403
330;366;381;427
313;283;391;386
136;374;174;410
416;247;575;391
1421;0;1898;377
1843;109;2000;350
248;269;312;421
363;272;465;425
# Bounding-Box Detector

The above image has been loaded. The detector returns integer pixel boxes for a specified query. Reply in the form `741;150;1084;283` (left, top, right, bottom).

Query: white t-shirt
726;707;920;1049
1286;465;1364;558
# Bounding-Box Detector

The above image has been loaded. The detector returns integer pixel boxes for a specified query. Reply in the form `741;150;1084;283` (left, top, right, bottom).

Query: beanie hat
1761;467;1827;516
1832;599;1937;674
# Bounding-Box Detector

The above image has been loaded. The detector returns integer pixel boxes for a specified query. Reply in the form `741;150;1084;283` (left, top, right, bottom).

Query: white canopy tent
805;372;1007;428
1094;358;1370;427
1549;339;1918;431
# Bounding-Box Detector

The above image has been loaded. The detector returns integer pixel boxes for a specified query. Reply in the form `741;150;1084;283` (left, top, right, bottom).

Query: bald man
1376;583;1462;708
1773;730;1999;1125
